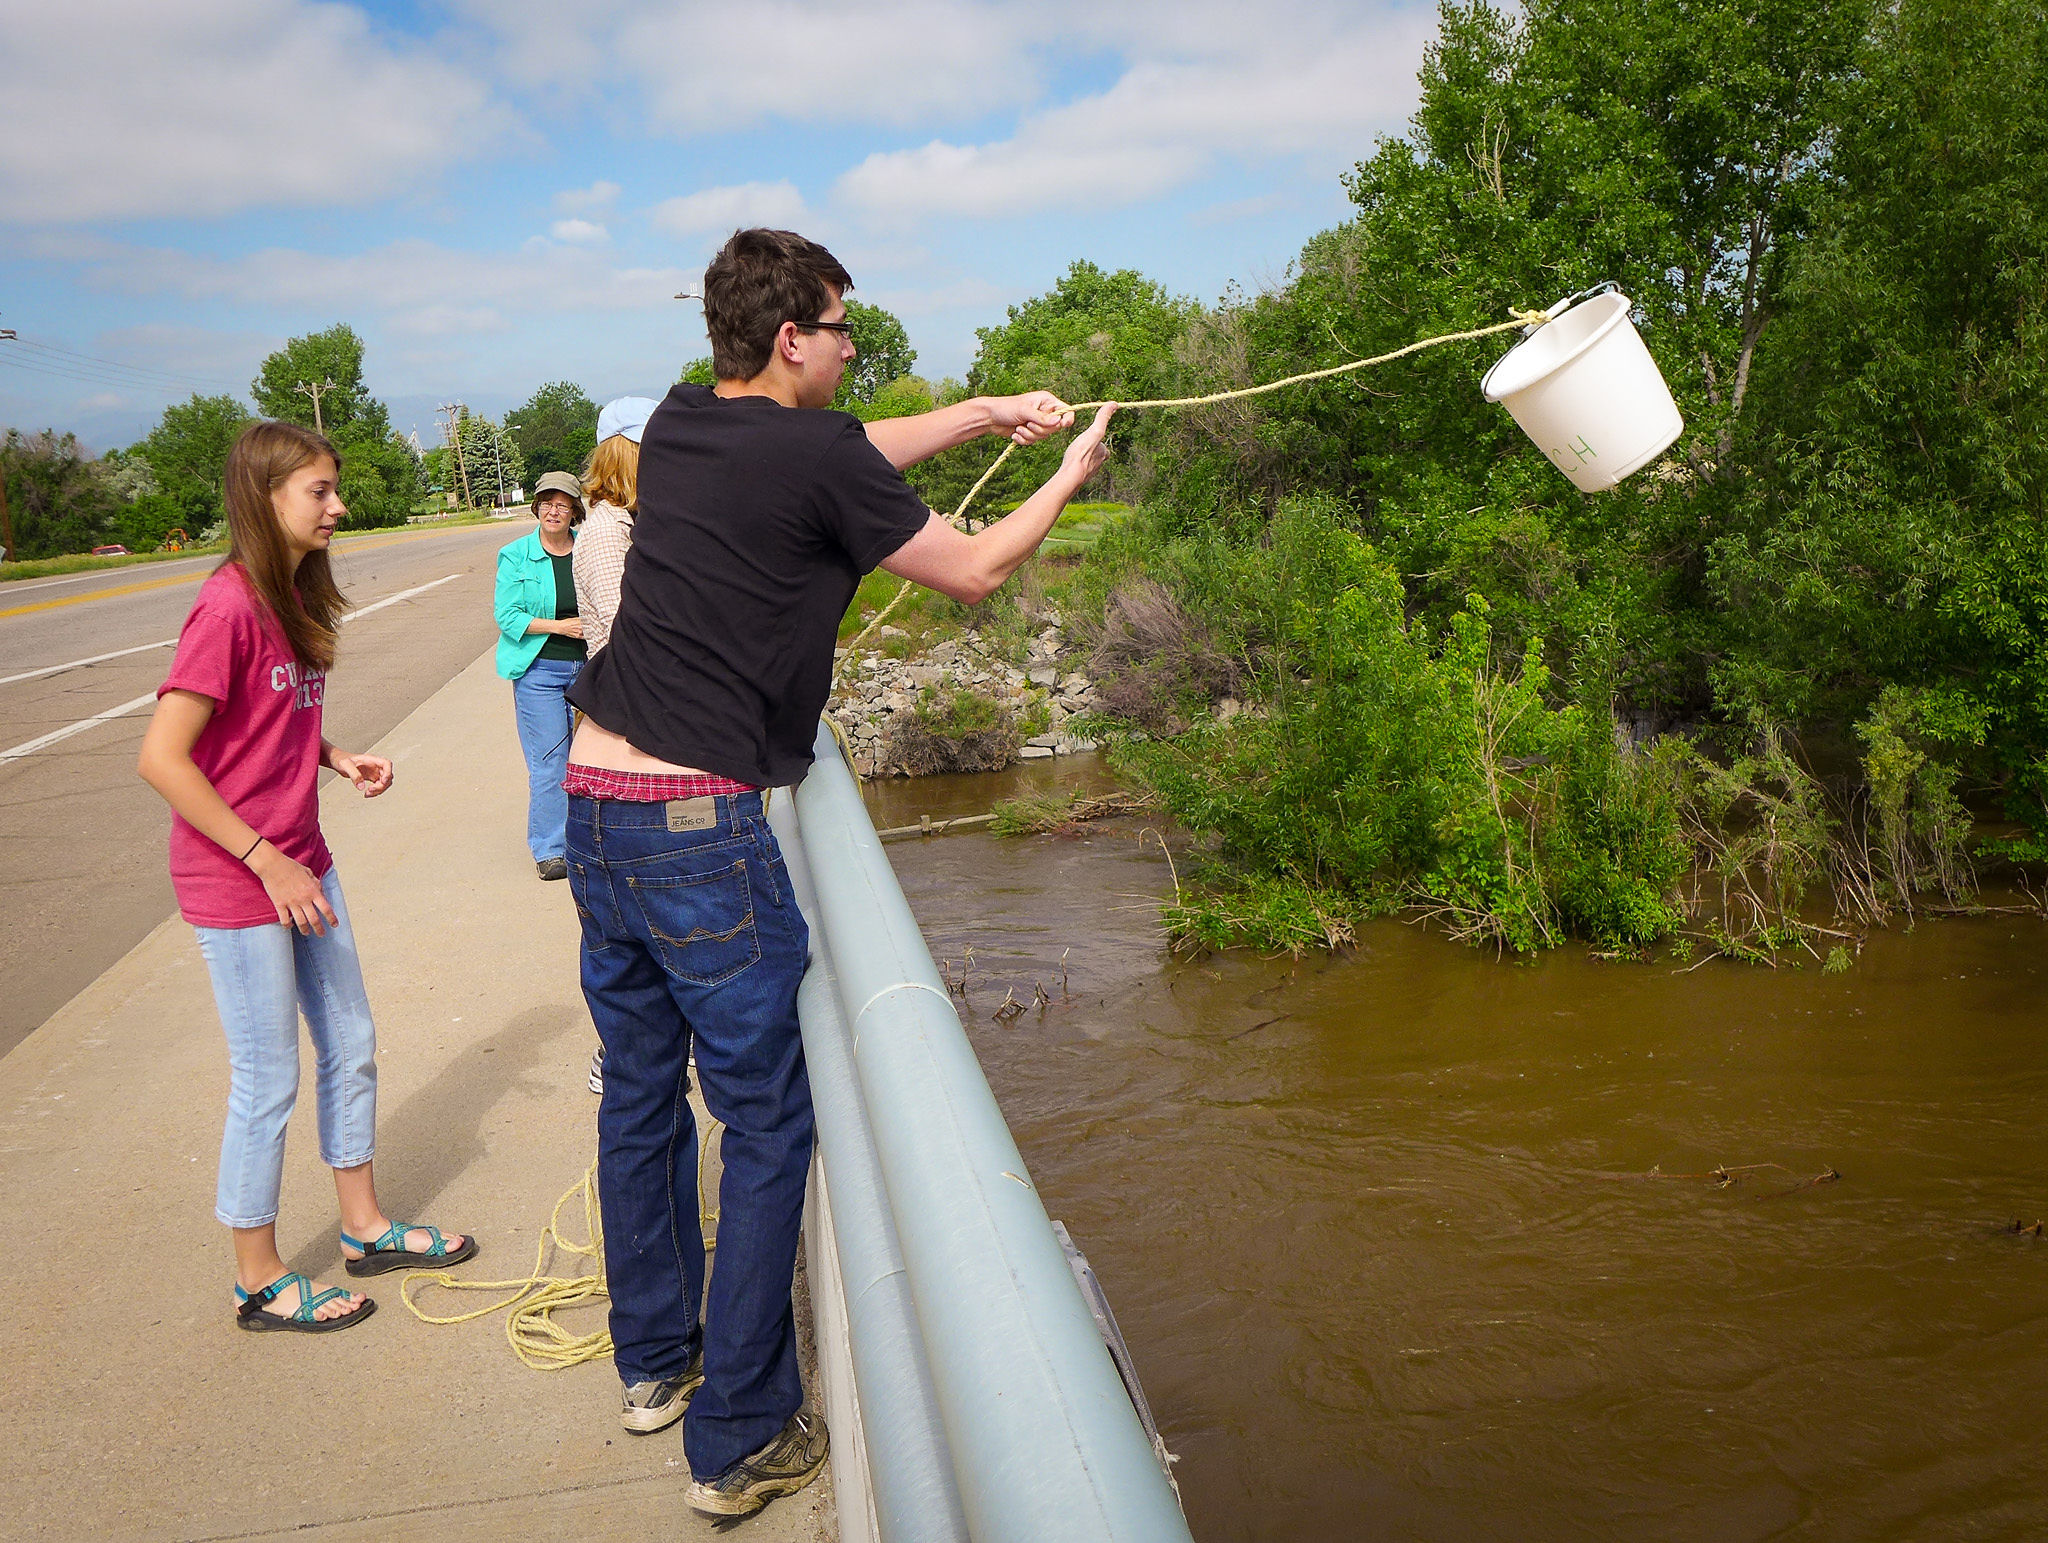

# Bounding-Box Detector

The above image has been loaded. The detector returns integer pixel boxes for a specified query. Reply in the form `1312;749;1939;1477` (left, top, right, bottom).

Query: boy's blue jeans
566;790;813;1482
511;656;581;861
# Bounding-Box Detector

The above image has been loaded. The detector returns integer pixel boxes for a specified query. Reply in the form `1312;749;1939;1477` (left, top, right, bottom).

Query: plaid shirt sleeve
572;502;633;657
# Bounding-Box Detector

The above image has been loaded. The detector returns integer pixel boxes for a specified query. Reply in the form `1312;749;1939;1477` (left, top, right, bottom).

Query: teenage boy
564;226;1117;1519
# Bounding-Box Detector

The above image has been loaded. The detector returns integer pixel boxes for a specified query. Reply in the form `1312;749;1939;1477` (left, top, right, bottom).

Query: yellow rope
414;308;1555;1361
834;307;1550;673
401;1121;724;1370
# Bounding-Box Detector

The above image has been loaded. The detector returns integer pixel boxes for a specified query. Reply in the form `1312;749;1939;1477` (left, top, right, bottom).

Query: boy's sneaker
685;1412;829;1516
620;1351;703;1434
588;1047;604;1095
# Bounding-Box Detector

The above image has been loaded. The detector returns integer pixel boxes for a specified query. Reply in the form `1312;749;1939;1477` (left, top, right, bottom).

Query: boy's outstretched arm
880;404;1117;604
864;391;1075;470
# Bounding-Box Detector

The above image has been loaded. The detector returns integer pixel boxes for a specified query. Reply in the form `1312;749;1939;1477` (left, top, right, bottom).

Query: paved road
0;520;525;1055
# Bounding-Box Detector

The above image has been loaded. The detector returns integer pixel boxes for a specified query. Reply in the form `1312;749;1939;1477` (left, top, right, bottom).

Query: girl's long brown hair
220;421;347;671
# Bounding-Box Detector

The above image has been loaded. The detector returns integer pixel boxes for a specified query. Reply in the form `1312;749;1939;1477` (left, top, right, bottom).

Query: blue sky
0;0;1438;452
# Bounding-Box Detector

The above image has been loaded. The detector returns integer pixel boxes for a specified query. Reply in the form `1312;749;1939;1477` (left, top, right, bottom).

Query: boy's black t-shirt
566;383;931;787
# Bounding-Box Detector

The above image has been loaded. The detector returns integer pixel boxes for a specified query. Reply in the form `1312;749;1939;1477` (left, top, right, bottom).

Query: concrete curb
0;649;832;1542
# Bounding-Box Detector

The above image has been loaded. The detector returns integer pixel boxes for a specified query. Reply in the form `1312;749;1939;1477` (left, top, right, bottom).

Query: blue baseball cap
597;395;660;444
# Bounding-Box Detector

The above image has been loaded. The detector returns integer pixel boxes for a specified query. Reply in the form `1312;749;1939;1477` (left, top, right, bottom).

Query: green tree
0;430;118;558
678;357;717;386
855;374;937;423
453;412;525;509
1140;0;1869;711
1715;0;2048;835
249;325;416;526
833;298;917;409
137;393;254;530
250;324;387;439
915;262;1195;514
506;381;598;479
968;261;1193;405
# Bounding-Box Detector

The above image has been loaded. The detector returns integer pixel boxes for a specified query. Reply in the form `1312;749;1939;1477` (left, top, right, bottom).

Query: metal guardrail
773;723;1193;1543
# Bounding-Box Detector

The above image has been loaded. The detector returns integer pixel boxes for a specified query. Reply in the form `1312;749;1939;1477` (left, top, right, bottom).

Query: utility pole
0;326;16;562
296;377;337;434
438;401;471;510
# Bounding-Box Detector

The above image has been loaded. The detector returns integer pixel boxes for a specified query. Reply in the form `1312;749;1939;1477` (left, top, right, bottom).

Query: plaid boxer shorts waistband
562;763;760;802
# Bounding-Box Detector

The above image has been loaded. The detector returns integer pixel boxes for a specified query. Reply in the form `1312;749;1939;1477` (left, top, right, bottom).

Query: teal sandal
235;1272;375;1334
340;1220;478;1276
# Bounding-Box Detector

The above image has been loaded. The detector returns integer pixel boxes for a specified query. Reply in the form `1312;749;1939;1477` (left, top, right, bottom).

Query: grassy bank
836;503;1127;656
0;544;227;583
0;511;505;584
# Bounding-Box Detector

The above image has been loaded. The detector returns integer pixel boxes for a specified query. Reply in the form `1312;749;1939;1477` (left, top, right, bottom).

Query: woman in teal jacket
494;472;587;880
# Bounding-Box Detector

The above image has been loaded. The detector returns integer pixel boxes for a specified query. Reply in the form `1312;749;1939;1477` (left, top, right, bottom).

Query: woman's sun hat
531;470;587;517
597;396;660;445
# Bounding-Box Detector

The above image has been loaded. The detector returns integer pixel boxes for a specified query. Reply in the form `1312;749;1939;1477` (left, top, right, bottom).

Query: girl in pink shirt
139;421;476;1334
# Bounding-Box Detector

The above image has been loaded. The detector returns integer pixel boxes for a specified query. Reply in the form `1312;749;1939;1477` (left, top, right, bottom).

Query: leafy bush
882;688;1019;775
1107;497;1691;953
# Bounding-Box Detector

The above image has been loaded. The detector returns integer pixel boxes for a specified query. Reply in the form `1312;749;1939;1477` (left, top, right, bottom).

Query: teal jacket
494;528;574;679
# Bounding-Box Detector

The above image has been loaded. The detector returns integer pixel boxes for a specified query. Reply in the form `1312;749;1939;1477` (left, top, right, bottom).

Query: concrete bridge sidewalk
0;652;834;1542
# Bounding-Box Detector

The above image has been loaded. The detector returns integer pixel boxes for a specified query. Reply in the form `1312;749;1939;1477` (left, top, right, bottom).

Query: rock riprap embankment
828;623;1102;778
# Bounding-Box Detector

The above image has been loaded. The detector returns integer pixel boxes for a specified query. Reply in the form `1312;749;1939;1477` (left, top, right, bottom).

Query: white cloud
650;181;810;237
833;6;1435;221
550;218;611;244
0;0;508;224
50;234;695;337
615;1;1040;129
455;0;1041;130
555;180;621;215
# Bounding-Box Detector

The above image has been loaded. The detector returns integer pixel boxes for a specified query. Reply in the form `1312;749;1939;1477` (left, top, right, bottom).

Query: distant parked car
90;544;130;556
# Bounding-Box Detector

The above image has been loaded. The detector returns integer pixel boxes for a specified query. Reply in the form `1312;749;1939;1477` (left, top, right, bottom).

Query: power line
0;346;240;398
7;338;242;392
438;401;472;512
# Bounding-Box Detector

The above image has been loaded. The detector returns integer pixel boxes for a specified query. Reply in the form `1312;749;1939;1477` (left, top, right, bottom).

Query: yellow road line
0;526;494;621
0;570;201;618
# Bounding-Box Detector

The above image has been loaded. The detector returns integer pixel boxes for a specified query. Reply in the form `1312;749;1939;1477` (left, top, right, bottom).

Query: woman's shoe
235;1272;376;1333
340;1220;479;1277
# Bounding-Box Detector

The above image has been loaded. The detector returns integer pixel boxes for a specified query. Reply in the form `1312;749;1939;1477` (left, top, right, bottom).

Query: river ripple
864;764;2048;1543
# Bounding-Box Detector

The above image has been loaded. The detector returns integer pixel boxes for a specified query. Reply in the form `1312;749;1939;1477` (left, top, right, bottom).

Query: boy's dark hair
702;228;854;381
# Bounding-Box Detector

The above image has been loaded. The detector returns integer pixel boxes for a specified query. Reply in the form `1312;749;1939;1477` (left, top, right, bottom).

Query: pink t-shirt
158;565;334;928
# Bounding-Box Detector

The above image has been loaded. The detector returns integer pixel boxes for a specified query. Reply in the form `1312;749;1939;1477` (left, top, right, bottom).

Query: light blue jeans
512;656;582;862
194;868;378;1228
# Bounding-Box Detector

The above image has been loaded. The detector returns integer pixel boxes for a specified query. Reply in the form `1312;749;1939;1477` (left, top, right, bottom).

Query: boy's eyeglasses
794;319;853;336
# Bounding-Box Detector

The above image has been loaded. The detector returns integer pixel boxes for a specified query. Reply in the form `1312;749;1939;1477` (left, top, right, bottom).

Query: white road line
0;638;176;688
0;573;465;765
340;573;461;622
0;691;160;764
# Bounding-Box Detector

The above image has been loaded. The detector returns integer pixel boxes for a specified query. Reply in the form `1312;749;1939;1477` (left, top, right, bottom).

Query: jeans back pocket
630;857;762;987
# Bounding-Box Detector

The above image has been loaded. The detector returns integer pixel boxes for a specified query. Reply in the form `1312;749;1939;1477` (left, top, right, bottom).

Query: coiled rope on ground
834;307;1550;674
399;1127;723;1370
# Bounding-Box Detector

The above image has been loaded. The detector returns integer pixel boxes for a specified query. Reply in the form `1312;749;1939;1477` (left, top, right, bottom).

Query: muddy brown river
863;760;2048;1542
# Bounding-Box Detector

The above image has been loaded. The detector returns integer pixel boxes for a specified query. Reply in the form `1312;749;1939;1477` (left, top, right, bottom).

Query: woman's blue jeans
512;656;582;862
566;791;813;1482
194;868;378;1229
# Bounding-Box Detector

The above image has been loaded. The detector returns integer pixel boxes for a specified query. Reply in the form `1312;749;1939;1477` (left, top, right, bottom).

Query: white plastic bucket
1480;290;1683;492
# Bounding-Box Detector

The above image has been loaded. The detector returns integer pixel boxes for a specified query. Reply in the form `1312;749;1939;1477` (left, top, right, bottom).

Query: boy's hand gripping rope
834;307;1550;674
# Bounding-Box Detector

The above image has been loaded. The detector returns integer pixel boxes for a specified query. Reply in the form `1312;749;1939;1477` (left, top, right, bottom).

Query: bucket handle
1521;279;1622;336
